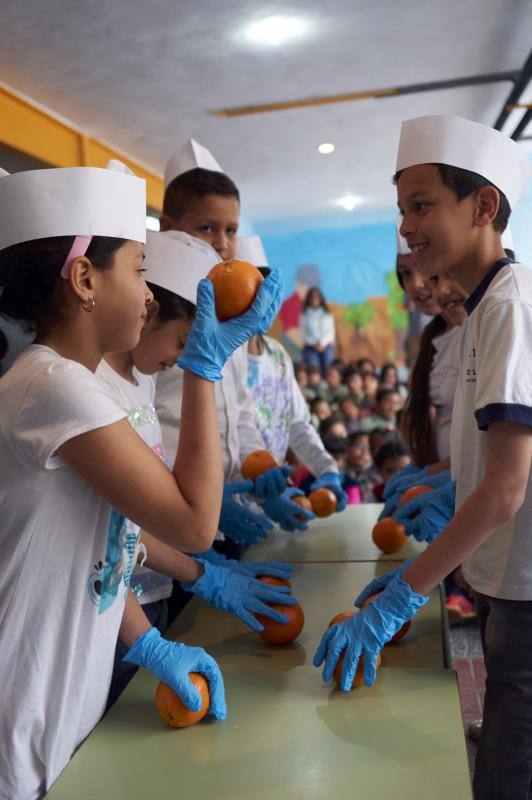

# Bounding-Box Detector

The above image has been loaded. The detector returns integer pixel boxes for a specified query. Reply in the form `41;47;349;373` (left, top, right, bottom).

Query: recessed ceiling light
318;143;335;154
244;15;309;47
146;215;160;232
338;194;362;211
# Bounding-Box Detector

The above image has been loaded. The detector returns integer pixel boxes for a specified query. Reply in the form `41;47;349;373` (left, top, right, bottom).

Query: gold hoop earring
81;297;96;313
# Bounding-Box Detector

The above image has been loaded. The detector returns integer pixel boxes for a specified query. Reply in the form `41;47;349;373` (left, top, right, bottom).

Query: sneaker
446;593;477;626
468;719;482;742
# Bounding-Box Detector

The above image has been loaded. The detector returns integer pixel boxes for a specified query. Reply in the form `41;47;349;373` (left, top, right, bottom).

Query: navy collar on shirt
464;257;514;316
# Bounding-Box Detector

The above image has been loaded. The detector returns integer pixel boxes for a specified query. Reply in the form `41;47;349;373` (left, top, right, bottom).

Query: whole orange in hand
399;485;432;506
155;674;209;728
241;450;279;481
361;592;411;643
371;517;407;553
259;575;292;590
333;652;382;689
328;610;356;628
207;259;264;321
292;495;313;521
309;487;337;518
256;602;305;646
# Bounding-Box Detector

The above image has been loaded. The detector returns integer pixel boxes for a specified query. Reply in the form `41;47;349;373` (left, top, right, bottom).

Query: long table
48;508;471;799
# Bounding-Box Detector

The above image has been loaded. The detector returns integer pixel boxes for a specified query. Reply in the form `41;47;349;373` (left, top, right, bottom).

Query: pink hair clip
60;235;93;279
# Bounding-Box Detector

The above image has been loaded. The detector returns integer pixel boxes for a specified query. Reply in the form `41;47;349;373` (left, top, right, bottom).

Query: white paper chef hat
395;216;411;255
0;160;146;256
235;235;269;266
144;230;220;304
164;138;223;190
396;115;530;210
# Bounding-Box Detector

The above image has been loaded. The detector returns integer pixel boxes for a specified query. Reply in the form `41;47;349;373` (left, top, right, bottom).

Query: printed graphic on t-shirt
465;343;477;384
247;348;291;457
87;508;139;613
128;403;158;430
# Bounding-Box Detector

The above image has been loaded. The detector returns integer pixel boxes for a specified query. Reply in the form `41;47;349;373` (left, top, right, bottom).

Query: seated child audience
361;371;379;410
372;441;411;501
310;397;332;429
346;431;381;502
339;395;361;434
321;364;349;408
319;415;348;440
359;388;401;432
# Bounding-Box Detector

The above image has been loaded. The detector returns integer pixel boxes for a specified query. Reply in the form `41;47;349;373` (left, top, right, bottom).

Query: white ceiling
1;0;531;223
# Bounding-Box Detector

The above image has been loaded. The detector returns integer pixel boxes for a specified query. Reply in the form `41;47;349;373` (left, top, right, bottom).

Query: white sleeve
287;363;338;476
320;313;335;346
232;346;266;461
300;311;316;346
474;299;532;430
15;361;126;469
437;327;462;409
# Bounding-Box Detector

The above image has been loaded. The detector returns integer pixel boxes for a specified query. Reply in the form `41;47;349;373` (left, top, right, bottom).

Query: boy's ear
159;215;173;232
474;186;500;228
145;298;161;324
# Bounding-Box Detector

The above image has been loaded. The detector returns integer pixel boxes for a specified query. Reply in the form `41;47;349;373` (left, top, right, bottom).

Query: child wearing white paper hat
314;115;532;799
241;235;348;522
156;139;295;548
98;230;297;707
0;163;281;798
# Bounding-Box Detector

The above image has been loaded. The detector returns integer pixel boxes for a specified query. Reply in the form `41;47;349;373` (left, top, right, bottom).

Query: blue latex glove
379;469;453;521
382;464;426;500
218;481;273;544
183;560;297;632
262;487;315;532
309;471;348;512
354;557;417;607
123;627;226;719
178;271;282;381
253;464;292;501
196;548;294;580
313;575;429;690
394;481;456;543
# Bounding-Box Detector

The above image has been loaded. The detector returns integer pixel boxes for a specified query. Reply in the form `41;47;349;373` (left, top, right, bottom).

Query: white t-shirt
155;346;265;480
96;360;173;605
0;345;137;798
247;337;338;475
451;262;532;600
430;325;463;460
301;307;335;347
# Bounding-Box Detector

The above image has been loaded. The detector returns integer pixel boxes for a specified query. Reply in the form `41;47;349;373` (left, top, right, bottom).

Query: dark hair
376;387;399;404
380;362;399;382
395;255;405;290
319;414;346;438
146;282;195;324
321;433;348;457
394;164;511;232
348;430;369;446
401;314;447;466
0;328;7;371
303;286;329;312
0;236;127;336
374;440;409;470
163;168;240;223
357;357;376;373
310;396;329;411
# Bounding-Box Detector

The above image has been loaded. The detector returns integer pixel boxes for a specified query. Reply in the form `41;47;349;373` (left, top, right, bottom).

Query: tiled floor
450;623;486;776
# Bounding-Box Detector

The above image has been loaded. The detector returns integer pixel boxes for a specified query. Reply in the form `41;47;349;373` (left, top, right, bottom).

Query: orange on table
292;494;313;520
155;674;209;728
207;259;264;321
308;487;337;518
399;484;432;506
333;652;382;689
371;517;407;553
259;575;292;590
241;449;279;481
361;592;411;643
256;601;305;645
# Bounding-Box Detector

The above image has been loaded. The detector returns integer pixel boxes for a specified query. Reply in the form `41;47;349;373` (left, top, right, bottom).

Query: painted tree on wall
385;272;408;357
344;300;375;345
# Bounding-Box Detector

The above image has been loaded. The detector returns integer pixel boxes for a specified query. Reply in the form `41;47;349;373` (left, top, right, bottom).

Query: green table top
48;565;469;799
247;504;426;564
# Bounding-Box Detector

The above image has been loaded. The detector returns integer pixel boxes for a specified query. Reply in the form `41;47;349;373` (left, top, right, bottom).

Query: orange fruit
371;517;407;553
155;674;209;728
308;487;338;518
291;494;313;520
333;652;382;689
328;610;356;628
207;259;264;322
256;602;305;646
361;592;411;643
259;575;292;590
241;450;279;481
399;484;432;506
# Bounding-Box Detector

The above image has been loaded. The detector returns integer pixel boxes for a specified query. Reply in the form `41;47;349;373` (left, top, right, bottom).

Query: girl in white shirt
0;166;279;799
301;287;335;377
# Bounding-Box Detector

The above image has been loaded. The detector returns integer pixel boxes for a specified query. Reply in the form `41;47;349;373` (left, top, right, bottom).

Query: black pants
473;592;532;800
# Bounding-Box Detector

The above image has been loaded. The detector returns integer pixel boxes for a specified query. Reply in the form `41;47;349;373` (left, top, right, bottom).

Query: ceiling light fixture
338;194;361;211
318;143;335;154
244;15;309;47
